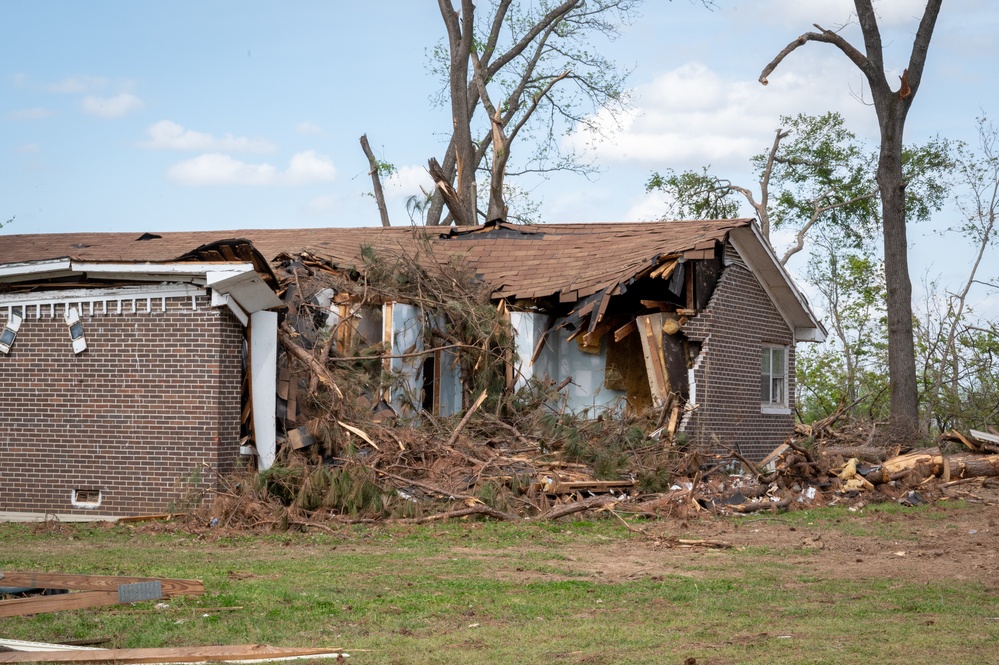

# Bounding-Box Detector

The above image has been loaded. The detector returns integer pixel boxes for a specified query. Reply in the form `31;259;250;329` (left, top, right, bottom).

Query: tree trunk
876;113;920;438
438;0;479;226
359;134;391;228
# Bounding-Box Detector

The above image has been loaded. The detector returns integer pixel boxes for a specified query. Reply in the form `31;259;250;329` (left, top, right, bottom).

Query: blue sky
3;0;998;306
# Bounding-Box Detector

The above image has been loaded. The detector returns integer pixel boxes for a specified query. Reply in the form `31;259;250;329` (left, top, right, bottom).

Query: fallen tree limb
278;328;343;399
406;504;520;523
536;495;619;521
446;390;488;447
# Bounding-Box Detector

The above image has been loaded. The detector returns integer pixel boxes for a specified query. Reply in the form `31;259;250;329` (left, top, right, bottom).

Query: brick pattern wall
681;264;796;461
0;295;244;516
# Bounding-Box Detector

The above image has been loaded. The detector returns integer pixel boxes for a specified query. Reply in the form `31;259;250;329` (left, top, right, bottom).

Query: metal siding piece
117;581;163;604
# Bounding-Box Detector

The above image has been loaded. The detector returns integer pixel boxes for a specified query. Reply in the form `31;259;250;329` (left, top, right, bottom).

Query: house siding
0;295;243;517
681;264;796;461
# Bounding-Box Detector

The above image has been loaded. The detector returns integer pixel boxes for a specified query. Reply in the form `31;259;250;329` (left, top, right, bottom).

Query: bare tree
430;0;641;225
919;117;999;433
759;0;943;438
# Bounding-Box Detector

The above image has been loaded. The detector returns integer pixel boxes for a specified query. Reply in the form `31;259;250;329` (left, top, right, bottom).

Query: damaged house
0;218;824;519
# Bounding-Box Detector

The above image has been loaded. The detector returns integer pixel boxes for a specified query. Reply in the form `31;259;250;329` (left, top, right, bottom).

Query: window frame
761;344;790;415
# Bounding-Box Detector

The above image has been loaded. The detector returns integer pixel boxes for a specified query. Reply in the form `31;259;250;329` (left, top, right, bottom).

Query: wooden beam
0;591;121;618
613;320;637;343
637;314;669;406
0;644;347;664
640;300;672;311
0;572;203;597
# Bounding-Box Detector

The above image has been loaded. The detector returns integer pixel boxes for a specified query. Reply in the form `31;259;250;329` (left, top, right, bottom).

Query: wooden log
817;445;890;463
882;452;999;479
537;495;619;520
0;644;347;664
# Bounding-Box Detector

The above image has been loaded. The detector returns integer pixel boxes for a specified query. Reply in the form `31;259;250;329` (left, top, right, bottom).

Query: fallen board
0;591;121;618
0;644;347;664
0;572;203;596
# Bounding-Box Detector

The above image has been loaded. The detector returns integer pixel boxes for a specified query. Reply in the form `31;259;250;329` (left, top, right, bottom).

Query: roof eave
728;224;827;343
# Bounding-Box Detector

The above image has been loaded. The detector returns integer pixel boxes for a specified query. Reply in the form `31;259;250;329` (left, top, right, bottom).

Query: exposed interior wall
509;313;626;416
680;264;796;460
0;294;243;517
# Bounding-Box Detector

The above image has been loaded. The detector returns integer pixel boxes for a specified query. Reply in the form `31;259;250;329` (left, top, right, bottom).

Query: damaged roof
0;219;824;339
0;219;749;300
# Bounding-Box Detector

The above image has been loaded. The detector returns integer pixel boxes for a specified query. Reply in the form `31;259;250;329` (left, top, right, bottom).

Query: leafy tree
759;0;943;439
646;112;948;266
428;0;643;225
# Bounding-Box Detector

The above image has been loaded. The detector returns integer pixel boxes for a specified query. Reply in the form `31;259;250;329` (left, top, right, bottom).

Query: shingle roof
0;219;753;303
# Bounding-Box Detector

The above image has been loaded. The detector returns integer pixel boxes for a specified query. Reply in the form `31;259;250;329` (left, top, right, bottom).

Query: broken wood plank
0;572;203;597
637;314;669;407
0;644;347;664
639;300;672;311
650;260;677;279
613;320;637;343
0;591;121;618
972;429;999;444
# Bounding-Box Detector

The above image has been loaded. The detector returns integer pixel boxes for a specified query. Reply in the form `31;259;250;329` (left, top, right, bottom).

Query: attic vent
136;232;162;241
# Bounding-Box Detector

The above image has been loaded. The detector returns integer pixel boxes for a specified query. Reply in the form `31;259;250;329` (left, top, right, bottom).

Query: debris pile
194;243;999;530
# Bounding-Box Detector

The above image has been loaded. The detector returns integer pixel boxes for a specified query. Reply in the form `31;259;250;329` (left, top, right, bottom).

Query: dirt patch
395;502;999;587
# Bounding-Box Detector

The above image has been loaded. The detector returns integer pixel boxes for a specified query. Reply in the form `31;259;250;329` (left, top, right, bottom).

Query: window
761;345;788;411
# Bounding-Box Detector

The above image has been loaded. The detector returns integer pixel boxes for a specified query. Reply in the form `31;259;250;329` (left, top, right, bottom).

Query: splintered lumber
0;644;347;664
613;320;637;343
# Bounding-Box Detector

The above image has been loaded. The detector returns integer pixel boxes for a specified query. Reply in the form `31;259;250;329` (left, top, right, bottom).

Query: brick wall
0;294;244;516
681;264;796;461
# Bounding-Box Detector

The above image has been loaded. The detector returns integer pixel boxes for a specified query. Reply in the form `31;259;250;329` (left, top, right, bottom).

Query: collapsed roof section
0;219;825;342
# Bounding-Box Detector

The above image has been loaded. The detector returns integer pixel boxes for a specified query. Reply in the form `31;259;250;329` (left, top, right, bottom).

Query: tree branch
359;134;391;228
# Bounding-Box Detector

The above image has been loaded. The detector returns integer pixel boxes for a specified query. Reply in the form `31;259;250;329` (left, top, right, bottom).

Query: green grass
0;508;997;664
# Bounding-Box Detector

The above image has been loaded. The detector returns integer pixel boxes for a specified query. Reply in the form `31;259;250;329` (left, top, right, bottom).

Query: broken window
761;345;787;408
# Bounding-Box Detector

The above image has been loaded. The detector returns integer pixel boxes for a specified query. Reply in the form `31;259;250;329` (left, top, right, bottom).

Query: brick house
0;218;823;519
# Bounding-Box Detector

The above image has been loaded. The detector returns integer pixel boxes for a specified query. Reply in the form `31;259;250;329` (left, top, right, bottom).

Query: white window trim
761;344;790;414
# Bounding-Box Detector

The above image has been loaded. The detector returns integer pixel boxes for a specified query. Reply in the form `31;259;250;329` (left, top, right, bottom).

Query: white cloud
48;75;109;94
7;107;56;120
295;121;324;136
139;120;276;153
82;93;144;119
167;151;337;187
285;150;337;185
15;144;41;154
567;59;878;174
384;164;433;199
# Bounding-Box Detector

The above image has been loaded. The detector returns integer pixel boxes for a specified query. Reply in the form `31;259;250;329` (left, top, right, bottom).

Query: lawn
1;501;997;664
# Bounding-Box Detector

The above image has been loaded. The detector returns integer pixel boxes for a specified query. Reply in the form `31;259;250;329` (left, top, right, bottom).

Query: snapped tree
428;0;641;226
759;0;943;438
